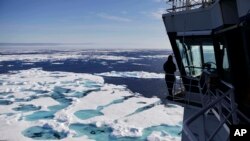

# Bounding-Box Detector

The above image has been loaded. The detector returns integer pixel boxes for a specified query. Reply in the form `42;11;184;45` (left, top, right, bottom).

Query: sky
0;0;172;49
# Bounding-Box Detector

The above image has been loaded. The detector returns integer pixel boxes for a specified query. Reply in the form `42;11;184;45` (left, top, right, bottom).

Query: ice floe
96;71;165;79
91;55;140;61
22;62;35;65
132;63;150;66
140;55;169;59
147;131;181;141
0;52;141;63
0;68;183;141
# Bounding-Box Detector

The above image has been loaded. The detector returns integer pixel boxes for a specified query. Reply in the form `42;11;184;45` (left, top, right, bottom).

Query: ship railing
165;72;200;103
164;73;187;97
166;0;216;13
165;69;212;106
182;72;250;141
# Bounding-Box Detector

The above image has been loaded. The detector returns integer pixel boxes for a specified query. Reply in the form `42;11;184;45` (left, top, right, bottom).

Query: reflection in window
176;39;190;74
191;45;202;76
223;47;229;70
176;38;218;77
203;45;216;69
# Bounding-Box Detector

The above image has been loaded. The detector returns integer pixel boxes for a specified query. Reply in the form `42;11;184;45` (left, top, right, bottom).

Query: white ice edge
95;71;165;79
147;131;181;141
0;53;141;62
140;55;169;59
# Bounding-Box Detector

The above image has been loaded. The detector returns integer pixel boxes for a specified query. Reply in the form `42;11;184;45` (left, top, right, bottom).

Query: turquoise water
25;111;55;121
22;126;67;140
74;96;134;120
13;104;41;112
72;98;181;141
5;80;182;141
74;110;104;120
69;123;182;141
0;99;13;105
25;80;102;121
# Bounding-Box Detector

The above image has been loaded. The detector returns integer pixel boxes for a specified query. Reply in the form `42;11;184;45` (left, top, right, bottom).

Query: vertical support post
201;113;206;141
186;0;190;10
216;89;223;123
230;89;238;124
172;0;175;12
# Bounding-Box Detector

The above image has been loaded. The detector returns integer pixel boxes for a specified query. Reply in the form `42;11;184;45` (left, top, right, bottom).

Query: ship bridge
162;0;250;141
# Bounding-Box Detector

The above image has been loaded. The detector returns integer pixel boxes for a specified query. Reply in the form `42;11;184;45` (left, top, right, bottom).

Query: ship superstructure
162;0;250;140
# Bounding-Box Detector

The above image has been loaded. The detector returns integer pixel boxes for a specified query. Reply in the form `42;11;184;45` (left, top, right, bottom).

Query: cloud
97;13;132;22
151;8;166;19
152;0;166;2
139;8;166;20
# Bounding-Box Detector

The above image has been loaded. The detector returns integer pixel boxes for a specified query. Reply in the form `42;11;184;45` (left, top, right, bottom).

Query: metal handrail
165;72;212;107
164;73;200;85
164;73;201;92
167;2;203;12
183;88;234;141
166;0;216;13
183;78;250;141
208;105;237;141
237;110;250;123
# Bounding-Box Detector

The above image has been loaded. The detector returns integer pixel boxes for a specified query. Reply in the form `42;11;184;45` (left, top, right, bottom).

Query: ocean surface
0;48;183;141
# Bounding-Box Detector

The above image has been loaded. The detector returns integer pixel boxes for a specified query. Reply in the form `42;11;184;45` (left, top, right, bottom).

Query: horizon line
0;43;95;46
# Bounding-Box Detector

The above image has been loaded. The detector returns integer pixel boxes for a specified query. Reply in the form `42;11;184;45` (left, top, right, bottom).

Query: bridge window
175;38;217;77
203;45;216;69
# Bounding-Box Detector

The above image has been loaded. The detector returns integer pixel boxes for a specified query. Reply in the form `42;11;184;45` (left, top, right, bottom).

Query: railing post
214;89;223;124
183;80;239;141
202;113;207;141
229;89;238;124
186;0;190;10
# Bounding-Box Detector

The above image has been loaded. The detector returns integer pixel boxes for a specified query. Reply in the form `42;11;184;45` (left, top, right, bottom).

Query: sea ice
147;131;181;141
0;52;141;63
95;71;164;79
140;55;169;59
0;68;183;141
